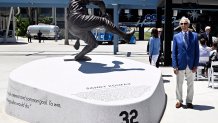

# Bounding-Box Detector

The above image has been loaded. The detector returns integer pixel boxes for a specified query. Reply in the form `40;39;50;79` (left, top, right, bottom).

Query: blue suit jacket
172;31;199;70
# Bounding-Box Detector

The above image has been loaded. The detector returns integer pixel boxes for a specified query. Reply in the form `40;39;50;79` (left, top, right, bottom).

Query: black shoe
124;29;135;43
186;103;193;109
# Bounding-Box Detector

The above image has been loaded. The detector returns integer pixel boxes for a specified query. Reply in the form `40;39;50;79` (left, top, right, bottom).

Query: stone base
5;55;167;123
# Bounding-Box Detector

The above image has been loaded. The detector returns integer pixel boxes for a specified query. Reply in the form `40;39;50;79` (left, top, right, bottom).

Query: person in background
37;30;42;43
55;30;58;42
155;28;163;67
26;30;32;43
147;40;150;55
210;42;218;60
206;41;218;72
149;28;160;67
172;17;199;109
199;38;211;77
201;26;212;47
158;28;164;51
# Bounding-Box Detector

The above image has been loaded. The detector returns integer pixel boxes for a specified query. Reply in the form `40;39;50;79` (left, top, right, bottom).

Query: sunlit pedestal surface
5;55;167;123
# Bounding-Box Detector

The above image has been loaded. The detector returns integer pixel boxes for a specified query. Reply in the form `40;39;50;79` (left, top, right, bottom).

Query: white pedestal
5;55;167;123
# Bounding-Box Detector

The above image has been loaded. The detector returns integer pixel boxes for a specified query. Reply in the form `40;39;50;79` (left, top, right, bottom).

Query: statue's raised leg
109;27;135;43
98;17;135;43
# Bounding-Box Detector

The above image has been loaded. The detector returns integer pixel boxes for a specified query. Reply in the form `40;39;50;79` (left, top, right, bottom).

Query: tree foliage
16;16;30;36
38;17;53;24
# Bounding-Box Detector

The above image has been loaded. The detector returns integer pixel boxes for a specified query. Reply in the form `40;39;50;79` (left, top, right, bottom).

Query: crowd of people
148;16;218;109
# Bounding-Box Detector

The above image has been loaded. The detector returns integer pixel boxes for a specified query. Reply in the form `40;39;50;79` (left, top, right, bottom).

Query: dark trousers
38;37;41;43
28;37;31;43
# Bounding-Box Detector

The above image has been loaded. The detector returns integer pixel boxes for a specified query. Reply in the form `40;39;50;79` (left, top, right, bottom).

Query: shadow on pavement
162;74;173;77
163;79;170;83
78;60;145;74
193;104;215;111
0;42;27;45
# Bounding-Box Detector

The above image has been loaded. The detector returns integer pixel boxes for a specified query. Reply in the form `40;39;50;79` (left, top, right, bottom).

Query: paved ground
0;37;218;123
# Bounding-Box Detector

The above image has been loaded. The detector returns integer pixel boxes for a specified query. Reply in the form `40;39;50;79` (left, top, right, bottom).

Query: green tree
38;17;52;24
16;16;29;36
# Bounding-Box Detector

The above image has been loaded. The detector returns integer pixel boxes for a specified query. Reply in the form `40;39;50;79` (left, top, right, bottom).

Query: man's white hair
158;28;162;32
205;26;211;31
179;16;190;24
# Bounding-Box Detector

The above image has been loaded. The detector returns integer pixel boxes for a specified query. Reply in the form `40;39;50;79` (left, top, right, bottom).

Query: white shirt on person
199;44;211;64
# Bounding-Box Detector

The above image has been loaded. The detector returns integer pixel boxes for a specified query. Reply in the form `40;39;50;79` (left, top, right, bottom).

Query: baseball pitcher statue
68;0;135;61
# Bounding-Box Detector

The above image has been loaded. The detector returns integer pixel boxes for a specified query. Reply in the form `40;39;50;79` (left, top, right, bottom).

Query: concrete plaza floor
0;37;218;123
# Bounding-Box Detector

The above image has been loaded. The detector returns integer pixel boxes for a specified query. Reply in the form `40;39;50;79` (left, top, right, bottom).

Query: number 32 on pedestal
119;109;138;123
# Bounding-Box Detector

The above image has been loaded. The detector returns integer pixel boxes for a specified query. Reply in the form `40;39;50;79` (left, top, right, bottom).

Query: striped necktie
184;32;188;49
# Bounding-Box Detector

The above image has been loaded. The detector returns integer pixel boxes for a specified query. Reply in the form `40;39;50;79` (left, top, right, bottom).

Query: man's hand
192;67;197;73
74;38;80;50
174;68;179;75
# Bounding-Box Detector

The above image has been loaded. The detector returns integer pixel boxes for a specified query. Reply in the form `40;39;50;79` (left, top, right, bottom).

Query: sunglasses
180;23;188;25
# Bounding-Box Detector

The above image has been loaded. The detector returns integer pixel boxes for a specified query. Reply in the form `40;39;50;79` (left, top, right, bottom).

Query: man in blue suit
172;17;199;109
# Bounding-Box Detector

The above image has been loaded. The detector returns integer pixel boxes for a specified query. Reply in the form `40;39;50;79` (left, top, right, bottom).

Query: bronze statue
68;0;135;61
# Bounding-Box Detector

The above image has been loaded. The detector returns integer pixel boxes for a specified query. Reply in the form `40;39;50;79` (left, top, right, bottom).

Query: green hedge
134;31;151;41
